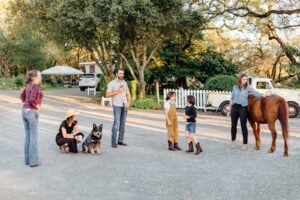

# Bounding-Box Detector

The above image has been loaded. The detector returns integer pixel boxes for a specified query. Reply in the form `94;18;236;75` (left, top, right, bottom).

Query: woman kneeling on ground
55;110;84;153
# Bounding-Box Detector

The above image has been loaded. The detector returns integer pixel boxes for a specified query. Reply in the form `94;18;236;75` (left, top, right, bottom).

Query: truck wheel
288;102;299;118
220;101;230;116
80;87;86;91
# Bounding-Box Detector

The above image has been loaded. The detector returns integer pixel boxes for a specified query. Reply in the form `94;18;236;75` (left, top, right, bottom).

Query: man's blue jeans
112;106;128;145
22;109;39;165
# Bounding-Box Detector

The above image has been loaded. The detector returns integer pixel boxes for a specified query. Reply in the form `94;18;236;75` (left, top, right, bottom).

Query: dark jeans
231;104;249;144
56;132;84;153
112;106;128;145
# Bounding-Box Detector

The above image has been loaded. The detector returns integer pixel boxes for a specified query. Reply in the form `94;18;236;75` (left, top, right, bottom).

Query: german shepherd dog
82;124;103;154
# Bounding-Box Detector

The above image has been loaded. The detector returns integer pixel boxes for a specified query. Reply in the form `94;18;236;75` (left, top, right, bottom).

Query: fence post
203;90;207;112
163;89;167;107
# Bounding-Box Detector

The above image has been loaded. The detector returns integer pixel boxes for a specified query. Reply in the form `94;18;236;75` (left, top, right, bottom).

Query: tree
150;41;238;88
193;0;300;80
149;39;202;88
0;31;16;78
197;49;238;83
7;0;91;71
118;0;205;97
13;31;46;71
47;0;120;78
17;0;205;97
0;30;45;78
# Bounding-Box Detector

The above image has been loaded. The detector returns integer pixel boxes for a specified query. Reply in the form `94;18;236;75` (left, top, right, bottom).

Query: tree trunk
138;68;146;99
271;54;284;80
155;80;160;106
278;62;283;82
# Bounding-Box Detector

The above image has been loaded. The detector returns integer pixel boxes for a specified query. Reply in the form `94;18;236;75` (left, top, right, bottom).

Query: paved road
0;88;299;200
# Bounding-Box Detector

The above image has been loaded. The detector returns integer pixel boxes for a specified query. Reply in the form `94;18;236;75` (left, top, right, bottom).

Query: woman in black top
56;110;84;153
184;95;203;155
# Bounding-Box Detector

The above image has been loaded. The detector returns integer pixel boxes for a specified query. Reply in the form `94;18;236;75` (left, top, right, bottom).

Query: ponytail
26;70;40;84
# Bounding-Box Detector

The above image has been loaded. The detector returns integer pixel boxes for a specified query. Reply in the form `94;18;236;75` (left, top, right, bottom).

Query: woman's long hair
26;70;40;84
237;73;248;89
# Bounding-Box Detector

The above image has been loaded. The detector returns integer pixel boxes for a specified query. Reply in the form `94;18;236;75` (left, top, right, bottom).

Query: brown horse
248;94;289;156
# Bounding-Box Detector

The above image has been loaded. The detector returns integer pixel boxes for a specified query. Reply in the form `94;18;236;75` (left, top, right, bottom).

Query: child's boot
168;141;176;151
195;143;203;155
185;142;194;153
174;143;182;150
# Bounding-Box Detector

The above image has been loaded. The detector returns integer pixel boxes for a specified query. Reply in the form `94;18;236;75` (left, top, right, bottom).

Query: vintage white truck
206;76;300;118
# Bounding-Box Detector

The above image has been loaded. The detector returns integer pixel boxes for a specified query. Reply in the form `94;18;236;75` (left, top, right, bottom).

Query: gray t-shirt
107;79;130;107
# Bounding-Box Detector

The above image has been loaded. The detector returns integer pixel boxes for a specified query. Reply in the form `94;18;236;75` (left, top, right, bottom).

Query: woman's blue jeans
22;109;39;165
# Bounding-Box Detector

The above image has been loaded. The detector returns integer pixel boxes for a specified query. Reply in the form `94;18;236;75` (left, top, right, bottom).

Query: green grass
0;77;65;90
0;77;16;89
131;95;163;110
40;83;65;90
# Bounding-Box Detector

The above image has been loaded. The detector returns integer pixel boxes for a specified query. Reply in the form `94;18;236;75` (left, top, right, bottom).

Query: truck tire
80;87;86;91
287;102;299;118
220;101;230;116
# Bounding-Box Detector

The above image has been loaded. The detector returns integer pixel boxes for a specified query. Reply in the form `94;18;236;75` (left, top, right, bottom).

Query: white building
79;62;103;74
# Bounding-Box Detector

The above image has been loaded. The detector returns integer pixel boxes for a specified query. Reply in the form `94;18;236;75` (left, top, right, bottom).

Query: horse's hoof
268;149;275;153
255;147;260;150
283;152;288;157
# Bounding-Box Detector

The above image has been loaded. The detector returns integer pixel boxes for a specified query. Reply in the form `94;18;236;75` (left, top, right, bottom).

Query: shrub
42;75;55;86
98;77;108;97
56;78;64;86
0;77;15;89
281;80;300;89
14;75;25;88
204;75;236;91
131;98;160;110
130;80;138;100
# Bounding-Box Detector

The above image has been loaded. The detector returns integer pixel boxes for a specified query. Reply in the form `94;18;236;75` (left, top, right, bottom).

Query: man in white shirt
106;69;131;148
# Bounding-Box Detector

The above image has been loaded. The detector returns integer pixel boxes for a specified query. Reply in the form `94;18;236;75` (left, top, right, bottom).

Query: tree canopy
1;0;299;91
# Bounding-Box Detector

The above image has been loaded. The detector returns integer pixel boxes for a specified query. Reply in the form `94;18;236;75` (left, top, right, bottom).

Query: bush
130;80;138;100
0;77;15;89
204;75;236;91
279;80;300;89
41;82;64;90
42;75;55;86
131;98;160;110
14;75;25;88
98;77;108;97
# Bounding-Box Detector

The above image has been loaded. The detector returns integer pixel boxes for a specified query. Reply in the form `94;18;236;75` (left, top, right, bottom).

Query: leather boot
168;141;176;151
185;142;194;153
195;143;203;155
174;143;182;150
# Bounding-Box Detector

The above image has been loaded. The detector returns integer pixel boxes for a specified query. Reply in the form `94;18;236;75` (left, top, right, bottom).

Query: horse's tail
278;98;289;138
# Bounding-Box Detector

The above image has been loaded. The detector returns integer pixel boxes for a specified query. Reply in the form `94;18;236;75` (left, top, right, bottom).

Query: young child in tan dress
164;91;181;151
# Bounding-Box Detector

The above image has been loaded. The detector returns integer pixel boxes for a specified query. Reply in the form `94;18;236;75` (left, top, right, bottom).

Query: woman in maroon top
20;70;43;167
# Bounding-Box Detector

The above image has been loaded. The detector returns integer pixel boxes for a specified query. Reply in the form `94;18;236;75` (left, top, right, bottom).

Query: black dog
82;124;103;154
